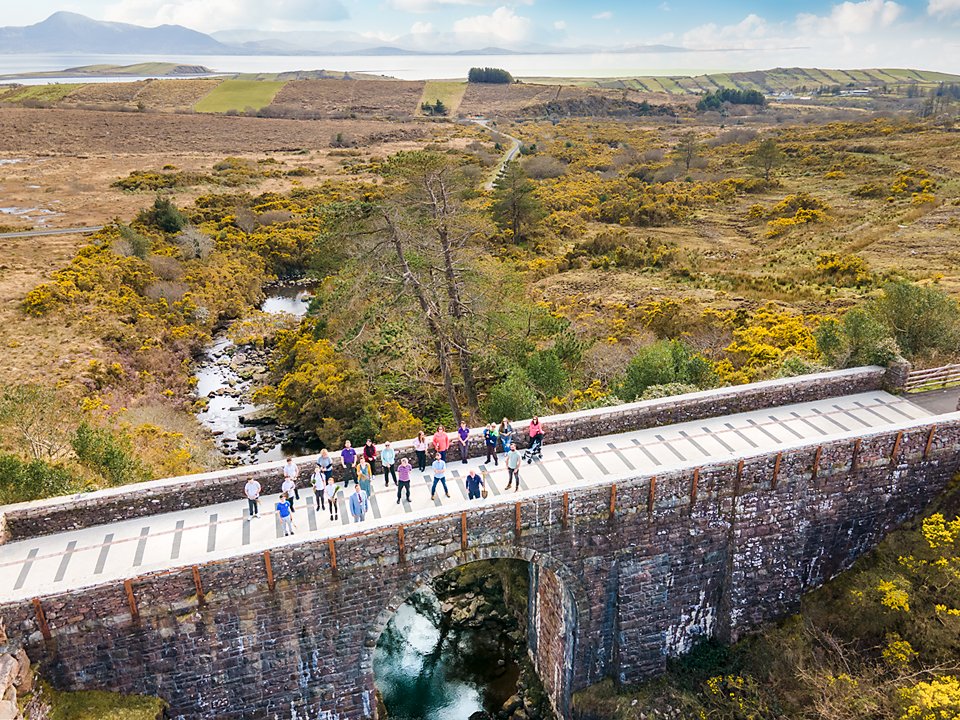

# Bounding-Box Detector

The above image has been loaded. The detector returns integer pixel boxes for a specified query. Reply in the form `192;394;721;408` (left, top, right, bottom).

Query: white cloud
453;6;531;44
796;0;904;35
553;20;567;30
592;11;613;20
410;20;434;34
682;13;773;49
388;0;504;12
103;0;347;31
928;0;960;14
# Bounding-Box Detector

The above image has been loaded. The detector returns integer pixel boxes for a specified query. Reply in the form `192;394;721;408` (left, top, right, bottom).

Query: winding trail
0;225;102;239
469;117;521;190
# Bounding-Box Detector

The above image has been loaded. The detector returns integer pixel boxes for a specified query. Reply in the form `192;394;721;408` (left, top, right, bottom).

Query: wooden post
398;526;406;563
460;512;468;551
32;598;51;642
609;484;617;519
851;438;862;471
690;469;700;511
647;476;657;515
811;446;822;481
735;459;744;493
562;492;569;529
124;579;139;623
514;503;522;540
772;452;782;489
192;565;205;607
328;539;338;575
890;430;904;463
924;425;937;459
263;550;275;592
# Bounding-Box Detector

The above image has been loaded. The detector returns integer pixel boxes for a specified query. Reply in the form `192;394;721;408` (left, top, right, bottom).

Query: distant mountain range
0;12;688;56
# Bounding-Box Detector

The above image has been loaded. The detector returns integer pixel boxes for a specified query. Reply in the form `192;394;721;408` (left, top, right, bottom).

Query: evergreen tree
491;162;545;243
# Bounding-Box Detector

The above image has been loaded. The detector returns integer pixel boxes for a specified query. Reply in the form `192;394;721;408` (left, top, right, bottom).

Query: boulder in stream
240;406;277;425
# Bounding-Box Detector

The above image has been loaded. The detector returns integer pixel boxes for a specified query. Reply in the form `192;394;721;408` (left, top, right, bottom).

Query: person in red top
363;438;377;472
432;424;451;462
528;416;544;448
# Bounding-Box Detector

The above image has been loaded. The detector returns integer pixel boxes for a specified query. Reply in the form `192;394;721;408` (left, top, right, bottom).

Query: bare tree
0;385;76;460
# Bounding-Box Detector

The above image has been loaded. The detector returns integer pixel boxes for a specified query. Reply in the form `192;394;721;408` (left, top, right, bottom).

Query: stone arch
360;545;589;719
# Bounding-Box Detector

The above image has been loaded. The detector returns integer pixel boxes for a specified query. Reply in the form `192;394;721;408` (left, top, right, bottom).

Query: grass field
0;84;81;103
521;67;960;95
193;79;287;113
417;80;467;116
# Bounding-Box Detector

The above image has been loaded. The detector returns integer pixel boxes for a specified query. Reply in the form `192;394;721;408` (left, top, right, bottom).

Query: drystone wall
1;409;955;720
0;366;888;542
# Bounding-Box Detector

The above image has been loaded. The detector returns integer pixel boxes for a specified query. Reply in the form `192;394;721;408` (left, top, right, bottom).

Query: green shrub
72;422;151;486
0;453;81;503
525;349;569;398
870;281;960;358
484;370;539;421
617;340;714;401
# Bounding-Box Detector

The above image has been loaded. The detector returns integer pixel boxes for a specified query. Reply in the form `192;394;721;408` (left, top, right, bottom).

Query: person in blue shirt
464;469;485;500
276;492;294;536
349;483;369;523
381;441;398;486
431;453;450;501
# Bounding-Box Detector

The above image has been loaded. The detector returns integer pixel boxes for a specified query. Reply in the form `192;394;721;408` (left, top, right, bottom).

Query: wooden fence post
263;550;275;592
811;446;822;481
328;539;338;576
562;492;569;529
772;452;782;489
514;503;522;541
890;430;904;464
32;598;51;642
124;579;139;623
398;526;406;563
460;512;468;551
924;425;937;459
690;469;700;512
851;438;862;471
647;476;657;515
609;484;617;519
192;565;205;607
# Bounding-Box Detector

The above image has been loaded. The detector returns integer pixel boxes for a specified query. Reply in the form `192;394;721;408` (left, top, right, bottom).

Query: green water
374;586;521;720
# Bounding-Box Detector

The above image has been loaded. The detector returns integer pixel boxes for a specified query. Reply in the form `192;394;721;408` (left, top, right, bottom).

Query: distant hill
0;62;216;81
527;67;960;95
0;11;231;54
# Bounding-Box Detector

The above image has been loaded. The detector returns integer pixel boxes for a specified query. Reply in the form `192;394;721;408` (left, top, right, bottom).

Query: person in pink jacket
432;424;451;462
528;416;544;448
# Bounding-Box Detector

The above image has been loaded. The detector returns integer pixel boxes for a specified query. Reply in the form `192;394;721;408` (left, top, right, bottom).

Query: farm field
193;78;287;113
417;80;468;115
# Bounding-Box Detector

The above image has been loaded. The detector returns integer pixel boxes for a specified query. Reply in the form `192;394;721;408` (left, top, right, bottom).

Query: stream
193;284;316;464
374;586;522;720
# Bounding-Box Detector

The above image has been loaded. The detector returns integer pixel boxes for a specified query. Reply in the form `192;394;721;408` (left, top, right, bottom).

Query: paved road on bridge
0;391;931;603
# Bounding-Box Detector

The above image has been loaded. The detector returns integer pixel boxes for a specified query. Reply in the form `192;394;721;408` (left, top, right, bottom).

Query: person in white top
313;465;326;511
243;478;261;518
283;457;300;501
281;475;297;513
324;476;340;522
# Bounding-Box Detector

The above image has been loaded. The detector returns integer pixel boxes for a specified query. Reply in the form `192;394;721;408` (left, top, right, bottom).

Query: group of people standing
242;416;547;535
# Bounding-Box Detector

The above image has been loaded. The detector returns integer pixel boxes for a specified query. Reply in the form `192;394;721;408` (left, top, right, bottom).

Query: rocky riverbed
193;281;316;465
375;560;556;720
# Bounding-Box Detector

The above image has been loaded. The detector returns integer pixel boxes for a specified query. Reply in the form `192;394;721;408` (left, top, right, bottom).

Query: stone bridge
1;366;958;719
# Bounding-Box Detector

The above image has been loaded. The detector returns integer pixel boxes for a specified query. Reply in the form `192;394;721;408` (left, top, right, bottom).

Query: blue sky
6;0;960;71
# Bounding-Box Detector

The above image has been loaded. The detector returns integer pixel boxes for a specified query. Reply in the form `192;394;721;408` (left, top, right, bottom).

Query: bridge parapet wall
0;367;885;542
1;409;956;719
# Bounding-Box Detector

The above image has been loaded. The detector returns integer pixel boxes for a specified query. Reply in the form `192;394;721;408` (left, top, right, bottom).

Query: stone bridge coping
0;365;886;517
24;403;952;602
